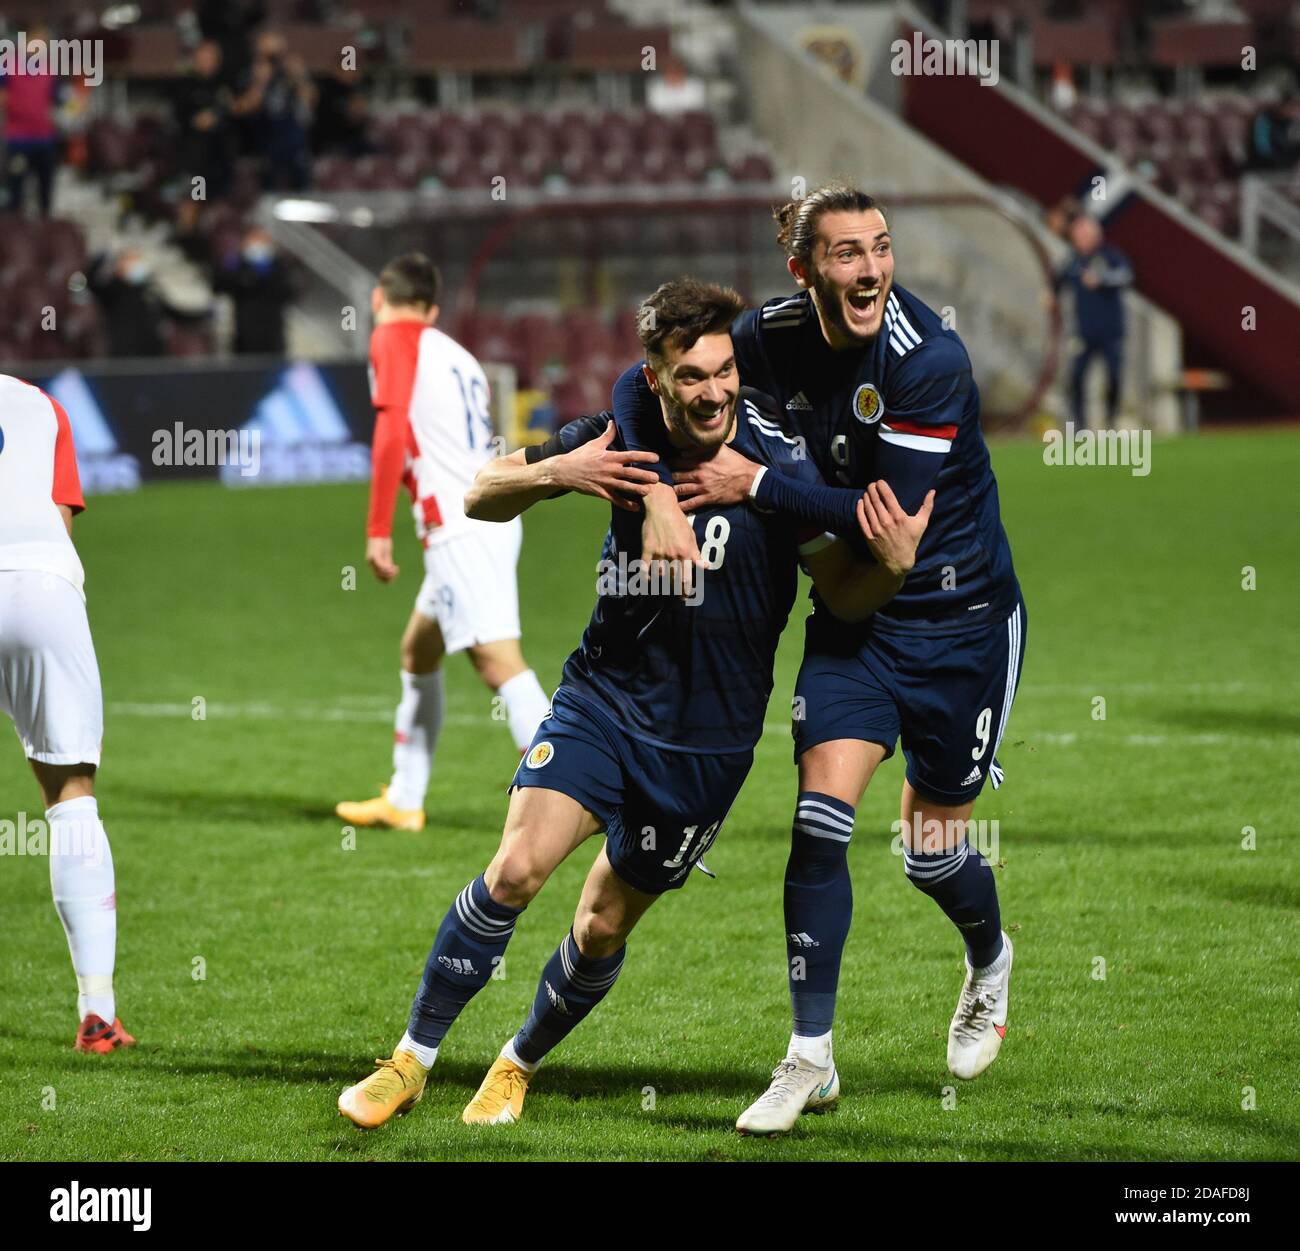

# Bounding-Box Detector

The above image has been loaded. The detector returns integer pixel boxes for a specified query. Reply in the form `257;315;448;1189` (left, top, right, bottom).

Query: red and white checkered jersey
367;320;499;549
0;374;87;597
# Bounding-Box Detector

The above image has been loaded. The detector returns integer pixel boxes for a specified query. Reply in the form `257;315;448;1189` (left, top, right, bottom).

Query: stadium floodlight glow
272;199;340;224
101;4;142;29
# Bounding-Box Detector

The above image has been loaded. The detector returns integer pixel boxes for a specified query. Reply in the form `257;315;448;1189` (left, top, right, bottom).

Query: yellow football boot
334;785;425;832
338;1049;429;1129
462;1055;532;1125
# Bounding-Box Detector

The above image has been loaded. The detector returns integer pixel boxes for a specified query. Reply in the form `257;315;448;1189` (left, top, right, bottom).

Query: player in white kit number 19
336;254;550;832
0;374;134;1053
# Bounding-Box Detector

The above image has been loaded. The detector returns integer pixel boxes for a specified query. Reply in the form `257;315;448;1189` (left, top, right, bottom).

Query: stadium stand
1;0;1295;423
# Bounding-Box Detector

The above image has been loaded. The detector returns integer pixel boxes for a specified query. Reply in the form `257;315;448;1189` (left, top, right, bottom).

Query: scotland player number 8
698;515;730;569
973;707;993;760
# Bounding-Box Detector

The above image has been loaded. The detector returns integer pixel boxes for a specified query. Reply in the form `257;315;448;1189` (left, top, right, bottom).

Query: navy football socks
903;840;1004;969
407;874;521;1049
784;791;855;1037
511;930;626;1066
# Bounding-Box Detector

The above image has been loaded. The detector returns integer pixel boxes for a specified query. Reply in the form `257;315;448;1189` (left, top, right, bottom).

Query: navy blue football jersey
613;284;1021;634
524;397;828;752
734;284;1019;631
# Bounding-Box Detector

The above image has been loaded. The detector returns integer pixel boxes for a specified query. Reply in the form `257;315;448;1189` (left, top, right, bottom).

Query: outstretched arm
672;392;865;534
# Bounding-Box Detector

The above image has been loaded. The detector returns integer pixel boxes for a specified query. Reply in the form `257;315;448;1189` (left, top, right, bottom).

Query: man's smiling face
645;331;739;453
792;208;894;350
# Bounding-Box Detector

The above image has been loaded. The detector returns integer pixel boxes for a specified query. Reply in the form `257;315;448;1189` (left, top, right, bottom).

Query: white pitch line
107;701;479;727
105;701;1267;749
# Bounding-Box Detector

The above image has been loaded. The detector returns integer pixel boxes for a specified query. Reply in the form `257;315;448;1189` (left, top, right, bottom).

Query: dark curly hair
636;278;746;364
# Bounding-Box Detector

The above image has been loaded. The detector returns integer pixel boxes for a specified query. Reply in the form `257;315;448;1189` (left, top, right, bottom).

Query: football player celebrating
337;280;931;1128
336;254;553;832
0;374;134;1053
615;184;1026;1133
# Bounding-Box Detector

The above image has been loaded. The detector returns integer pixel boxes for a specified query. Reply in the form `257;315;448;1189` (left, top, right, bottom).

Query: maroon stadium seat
407;23;527;73
1149;20;1254;69
1031;19;1118;67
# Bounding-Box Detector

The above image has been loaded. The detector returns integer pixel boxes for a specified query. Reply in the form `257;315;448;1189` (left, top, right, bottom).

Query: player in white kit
336;254;551;831
0;374;134;1053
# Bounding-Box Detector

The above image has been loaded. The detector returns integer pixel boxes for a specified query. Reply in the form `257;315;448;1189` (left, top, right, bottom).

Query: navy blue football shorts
793;597;1027;804
511;686;754;895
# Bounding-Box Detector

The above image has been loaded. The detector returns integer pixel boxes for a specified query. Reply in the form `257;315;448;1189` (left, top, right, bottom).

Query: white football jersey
406;326;499;546
0;374;86;597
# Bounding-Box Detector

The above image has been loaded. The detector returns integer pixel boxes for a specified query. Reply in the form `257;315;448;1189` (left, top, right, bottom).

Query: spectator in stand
233;31;317;191
1247;97;1300;171
198;0;266;90
174;41;237;256
313;64;374;159
88;248;204;358
1045;194;1082;242
0;21;64;216
214;226;295;356
1055;215;1133;431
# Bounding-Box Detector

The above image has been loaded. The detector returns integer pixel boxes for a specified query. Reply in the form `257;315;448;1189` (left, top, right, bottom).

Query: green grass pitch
1;430;1297;1162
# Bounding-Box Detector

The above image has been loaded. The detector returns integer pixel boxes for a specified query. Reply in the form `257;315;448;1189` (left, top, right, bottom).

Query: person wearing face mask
87;248;171;357
213;227;296;355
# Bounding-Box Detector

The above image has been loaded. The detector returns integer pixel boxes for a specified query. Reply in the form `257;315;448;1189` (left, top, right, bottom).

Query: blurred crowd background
1;0;1297;441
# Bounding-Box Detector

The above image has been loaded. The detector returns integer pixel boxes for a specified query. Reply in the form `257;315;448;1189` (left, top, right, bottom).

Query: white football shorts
0;569;104;766
414;519;524;654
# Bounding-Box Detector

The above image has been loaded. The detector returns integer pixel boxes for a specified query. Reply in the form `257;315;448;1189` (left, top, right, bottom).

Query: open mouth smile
846;284;882;322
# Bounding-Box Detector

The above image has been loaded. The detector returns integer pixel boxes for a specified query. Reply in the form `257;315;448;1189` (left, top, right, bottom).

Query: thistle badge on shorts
526;741;554;769
852;383;883;425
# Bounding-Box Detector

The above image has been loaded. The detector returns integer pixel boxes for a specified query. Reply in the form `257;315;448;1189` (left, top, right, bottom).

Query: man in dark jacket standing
214;227;295;355
1056;215;1133;430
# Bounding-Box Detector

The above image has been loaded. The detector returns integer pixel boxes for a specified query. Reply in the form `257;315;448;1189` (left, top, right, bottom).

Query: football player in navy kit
615;184;1026;1134
337;278;933;1130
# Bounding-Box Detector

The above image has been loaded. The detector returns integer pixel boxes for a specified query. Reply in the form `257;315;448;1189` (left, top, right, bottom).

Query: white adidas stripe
748;414;799;445
795;820;852;843
796;797;854;829
988;603;1022;785
894;311;922;346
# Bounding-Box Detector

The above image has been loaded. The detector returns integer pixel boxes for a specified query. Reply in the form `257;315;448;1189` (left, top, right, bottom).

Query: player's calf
467;639;550;753
900;795;1004;972
464;846;649;1125
783;791;856;1064
899;791;1011;1078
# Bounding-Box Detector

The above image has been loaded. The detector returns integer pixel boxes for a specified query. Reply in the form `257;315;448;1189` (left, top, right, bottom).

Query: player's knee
401;636;442;674
572;907;627;959
469;648;523;691
484;848;544;909
400;615;444;674
31;761;95;809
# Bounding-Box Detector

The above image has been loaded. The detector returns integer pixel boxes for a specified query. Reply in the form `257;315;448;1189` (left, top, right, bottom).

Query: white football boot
735;1054;840;1136
947;931;1013;1080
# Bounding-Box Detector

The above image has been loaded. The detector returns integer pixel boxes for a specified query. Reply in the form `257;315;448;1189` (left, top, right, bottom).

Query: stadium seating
0;216;102;363
455;305;643;422
1061;96;1262;237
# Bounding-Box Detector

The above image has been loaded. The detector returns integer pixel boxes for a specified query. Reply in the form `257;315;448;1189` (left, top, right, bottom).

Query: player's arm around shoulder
464;415;660;523
670;389;775;513
609;362;705;572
